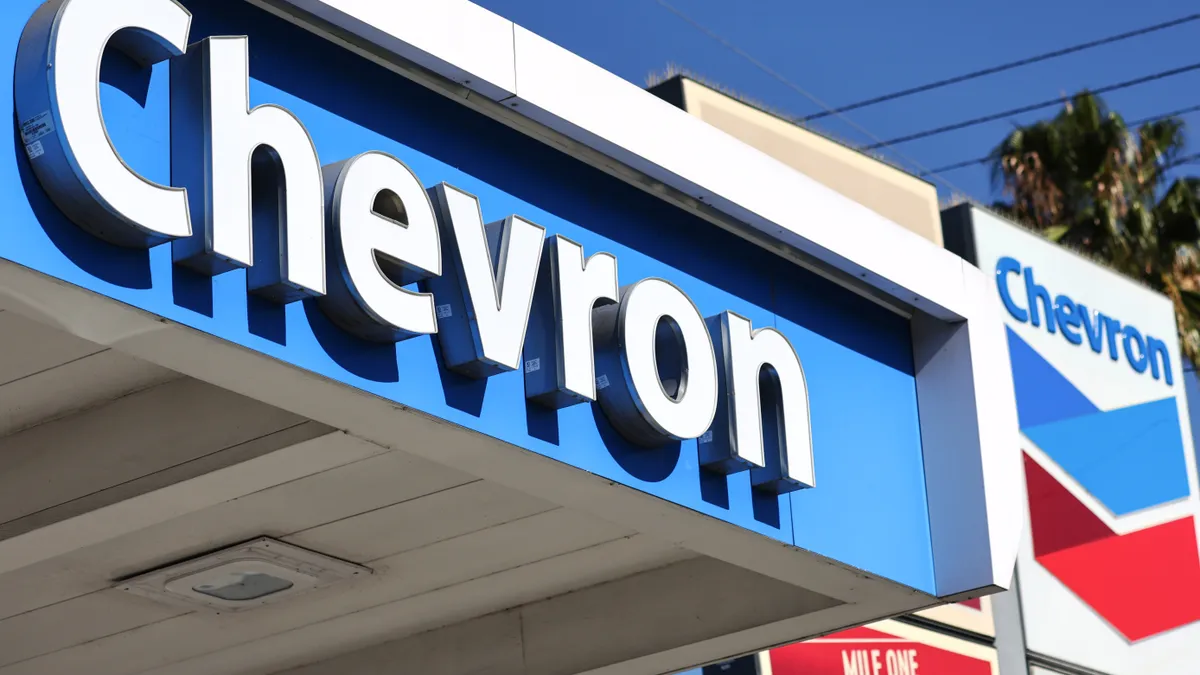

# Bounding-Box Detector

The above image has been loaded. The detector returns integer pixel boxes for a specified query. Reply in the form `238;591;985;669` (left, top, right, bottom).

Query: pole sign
945;204;1200;674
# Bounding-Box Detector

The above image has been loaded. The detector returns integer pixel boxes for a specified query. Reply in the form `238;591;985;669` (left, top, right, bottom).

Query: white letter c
15;0;192;247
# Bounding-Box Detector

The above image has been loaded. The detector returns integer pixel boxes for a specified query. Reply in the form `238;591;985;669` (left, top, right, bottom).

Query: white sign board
950;205;1200;674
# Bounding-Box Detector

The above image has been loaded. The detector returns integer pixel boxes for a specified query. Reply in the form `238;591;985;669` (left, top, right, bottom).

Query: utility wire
865;61;1200;150
806;13;1200;121
919;156;993;178
652;0;971;195
1130;102;1200;127
1169;151;1200;167
653;0;836;125
923;147;1200;178
919;103;1200;177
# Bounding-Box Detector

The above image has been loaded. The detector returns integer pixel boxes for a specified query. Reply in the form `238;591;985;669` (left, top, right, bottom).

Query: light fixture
117;537;370;612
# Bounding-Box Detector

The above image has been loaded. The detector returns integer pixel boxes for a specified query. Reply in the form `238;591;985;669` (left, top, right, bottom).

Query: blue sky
472;0;1199;204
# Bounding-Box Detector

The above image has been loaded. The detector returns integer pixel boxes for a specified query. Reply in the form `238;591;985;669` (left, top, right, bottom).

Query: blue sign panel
0;0;935;592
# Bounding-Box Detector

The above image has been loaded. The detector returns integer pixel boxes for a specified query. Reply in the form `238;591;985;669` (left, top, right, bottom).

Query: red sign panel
770;625;993;675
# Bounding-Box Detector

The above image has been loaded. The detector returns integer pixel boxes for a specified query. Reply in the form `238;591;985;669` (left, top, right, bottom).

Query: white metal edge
912;307;990;596
940;205;1023;594
962;258;1022;591
909;259;1020;597
266;0;517;101
508;25;967;320
256;0;970;321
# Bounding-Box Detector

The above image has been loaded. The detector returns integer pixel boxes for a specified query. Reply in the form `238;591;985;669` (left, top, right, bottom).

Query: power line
919;156;991;178
651;0;972;195
864;61;1200;150
653;1;834;125
919;103;1200;177
923;147;1200;178
1130;102;1200;126
1169;151;1200;168
805;13;1200;122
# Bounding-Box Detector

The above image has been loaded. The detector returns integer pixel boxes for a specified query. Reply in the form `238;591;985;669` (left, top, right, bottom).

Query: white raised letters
14;0;193;247
703;312;814;492
319;152;441;342
524;236;619;407
594;279;719;447
426;184;545;377
16;0;816;491
171;36;325;300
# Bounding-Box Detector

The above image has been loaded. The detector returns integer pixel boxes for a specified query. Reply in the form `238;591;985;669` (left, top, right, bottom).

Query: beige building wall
651;76;943;246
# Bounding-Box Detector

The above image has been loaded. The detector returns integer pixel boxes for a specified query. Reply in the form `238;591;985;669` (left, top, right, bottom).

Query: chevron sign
1010;327;1200;641
948;204;1200;674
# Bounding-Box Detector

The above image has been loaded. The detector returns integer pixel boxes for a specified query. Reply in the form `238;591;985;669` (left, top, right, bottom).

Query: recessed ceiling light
192;569;295;601
116;537;370;612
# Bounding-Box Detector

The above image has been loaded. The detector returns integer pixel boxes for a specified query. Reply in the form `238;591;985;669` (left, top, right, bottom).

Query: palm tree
990;91;1200;364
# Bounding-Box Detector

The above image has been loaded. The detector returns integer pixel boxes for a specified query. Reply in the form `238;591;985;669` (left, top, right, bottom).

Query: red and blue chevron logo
1009;327;1200;641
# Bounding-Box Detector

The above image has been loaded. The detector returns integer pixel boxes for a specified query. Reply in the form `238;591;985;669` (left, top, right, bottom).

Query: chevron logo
1008;327;1200;641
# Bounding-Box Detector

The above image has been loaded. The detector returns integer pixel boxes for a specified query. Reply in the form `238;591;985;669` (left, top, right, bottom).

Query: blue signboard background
0;0;936;593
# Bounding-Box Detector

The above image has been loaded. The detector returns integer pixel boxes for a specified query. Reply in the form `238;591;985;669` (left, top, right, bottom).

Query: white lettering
703;311;814;491
524;235;618;407
319;151;440;341
427;184;545;377
15;0;192;247
842;650;861;675
17;0;817;489
171;36;325;300
594;279;718;447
